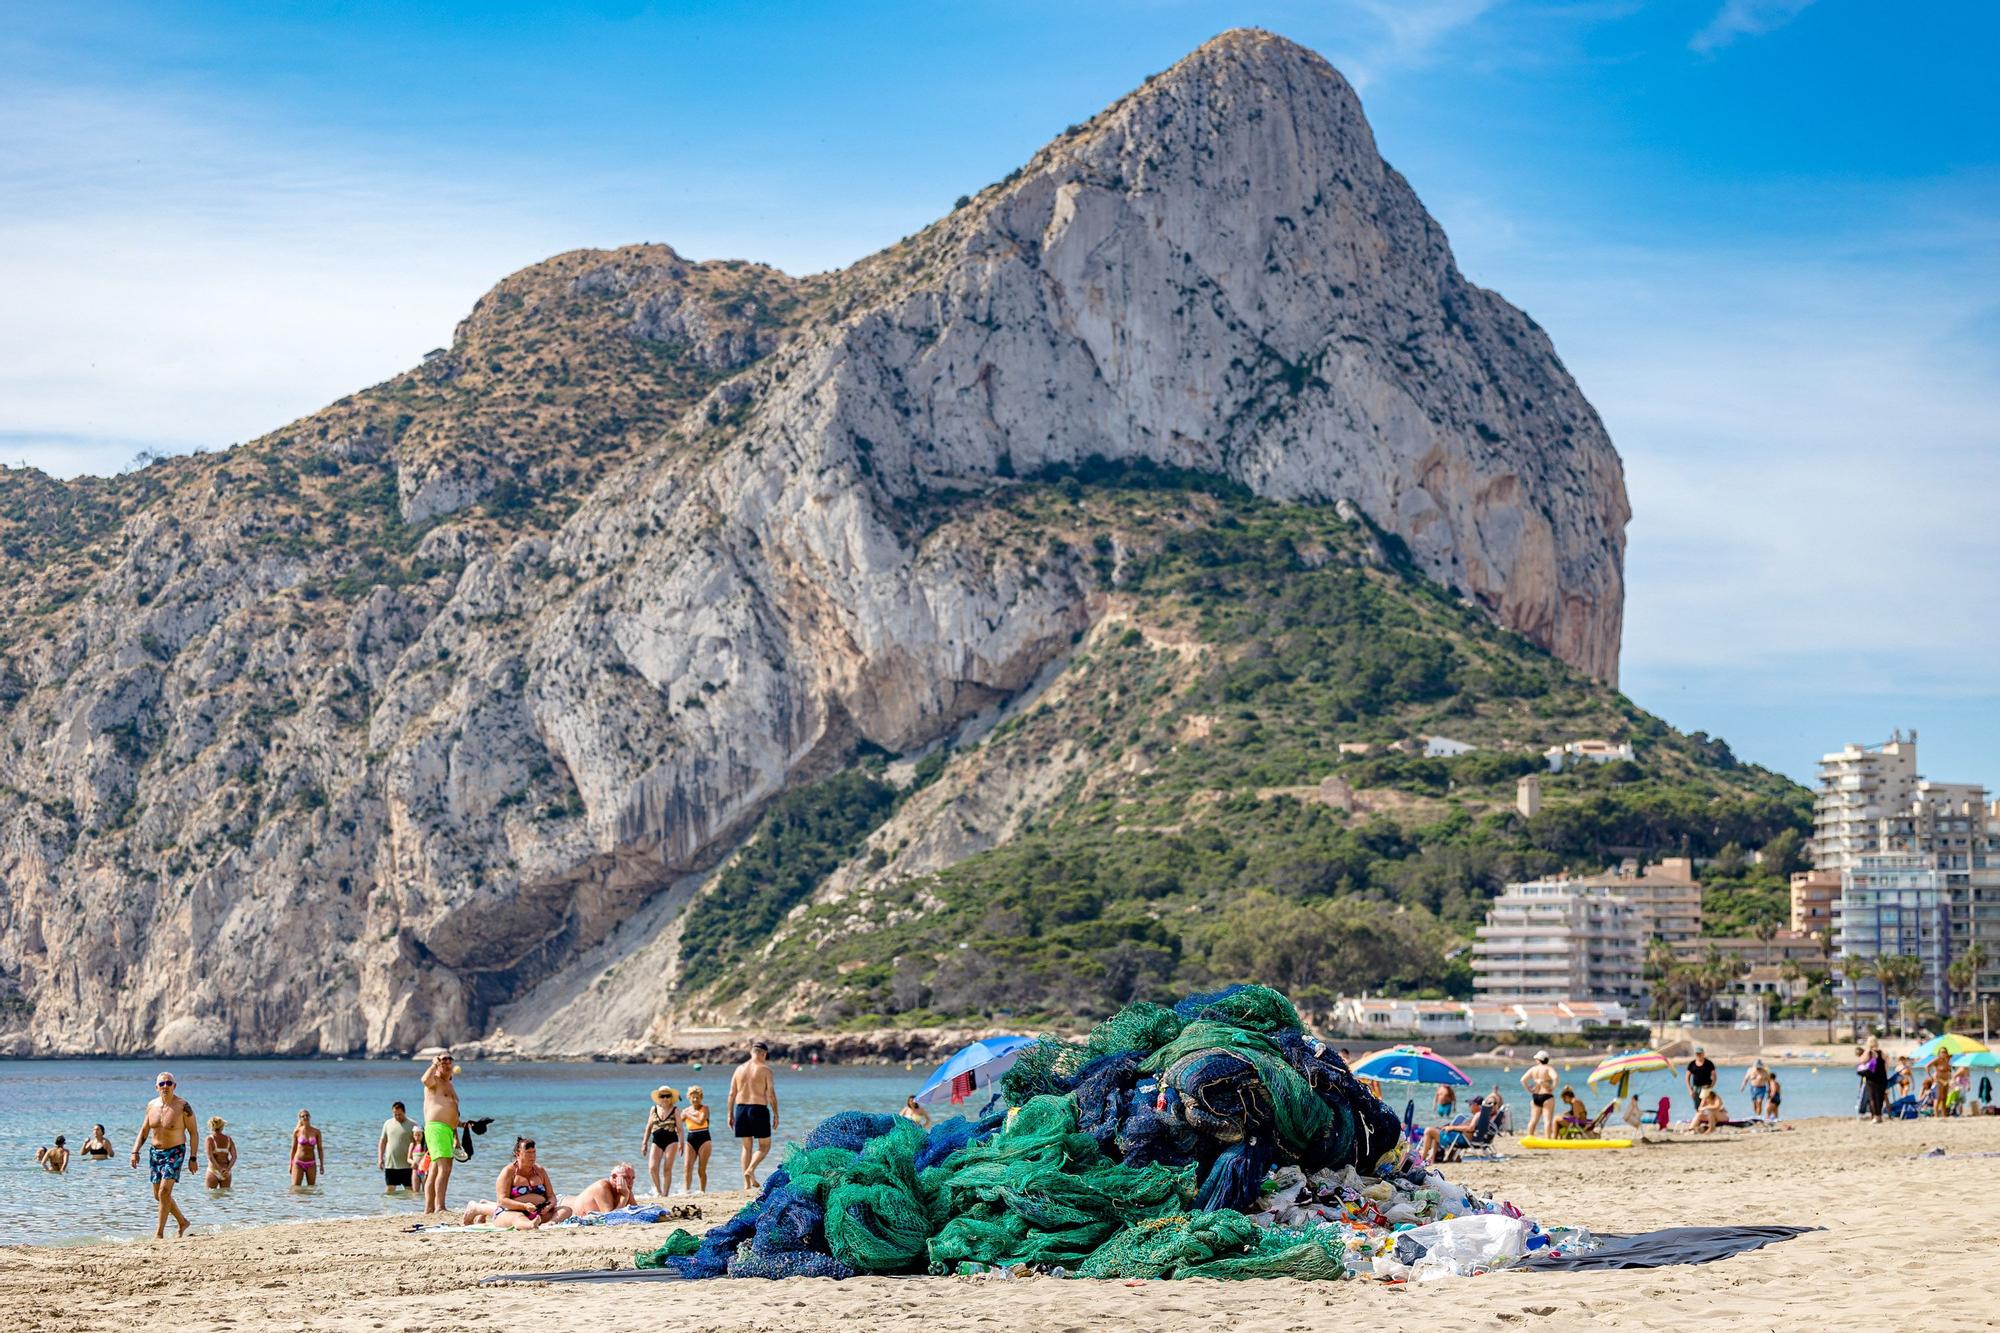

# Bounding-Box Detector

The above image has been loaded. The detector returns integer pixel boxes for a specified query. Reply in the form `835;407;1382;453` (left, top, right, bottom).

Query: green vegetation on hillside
679;475;1812;1029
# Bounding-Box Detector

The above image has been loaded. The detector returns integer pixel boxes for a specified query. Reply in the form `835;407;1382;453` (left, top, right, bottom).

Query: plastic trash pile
652;984;1591;1282
1247;1162;1593;1280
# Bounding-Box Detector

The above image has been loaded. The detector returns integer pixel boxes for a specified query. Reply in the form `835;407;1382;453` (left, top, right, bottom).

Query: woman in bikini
681;1086;713;1193
641;1086;680;1197
204;1116;237;1189
79;1125;114;1161
491;1136;566;1229
288;1109;325;1189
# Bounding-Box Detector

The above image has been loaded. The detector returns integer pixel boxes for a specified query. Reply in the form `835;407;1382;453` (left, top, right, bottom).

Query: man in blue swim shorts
129;1069;199;1238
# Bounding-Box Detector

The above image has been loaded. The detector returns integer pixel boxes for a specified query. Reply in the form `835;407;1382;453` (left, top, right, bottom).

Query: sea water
0;1057;917;1245
2;1056;1876;1245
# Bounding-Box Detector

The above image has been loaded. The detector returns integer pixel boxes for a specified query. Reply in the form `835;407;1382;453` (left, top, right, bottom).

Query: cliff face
0;30;1627;1054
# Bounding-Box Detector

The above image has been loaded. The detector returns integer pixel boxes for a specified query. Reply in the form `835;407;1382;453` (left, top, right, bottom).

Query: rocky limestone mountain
0;30;1629;1055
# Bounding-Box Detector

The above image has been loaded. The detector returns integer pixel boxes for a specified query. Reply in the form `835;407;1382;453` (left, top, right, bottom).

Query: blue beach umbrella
913;1035;1038;1106
1349;1045;1471;1087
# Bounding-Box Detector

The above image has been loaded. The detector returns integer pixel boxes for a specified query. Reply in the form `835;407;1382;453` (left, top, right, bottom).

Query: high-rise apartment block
1472;880;1647;1005
1816;731;2000;1023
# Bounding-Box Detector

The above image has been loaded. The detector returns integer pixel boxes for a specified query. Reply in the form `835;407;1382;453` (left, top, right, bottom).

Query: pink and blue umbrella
912;1035;1038;1106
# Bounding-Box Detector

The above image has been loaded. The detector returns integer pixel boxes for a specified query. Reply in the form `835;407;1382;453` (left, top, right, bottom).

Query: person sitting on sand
490;1137;566;1229
204;1117;236;1189
900;1095;931;1127
1417;1093;1499;1164
80;1125;114;1160
288;1109;325;1189
1557;1085;1591;1129
1692;1088;1730;1133
42;1136;69;1172
565;1162;639;1217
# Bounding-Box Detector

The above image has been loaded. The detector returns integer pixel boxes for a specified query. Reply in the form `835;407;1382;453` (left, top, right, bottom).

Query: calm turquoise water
3;1057;1876;1245
0;1058;917;1245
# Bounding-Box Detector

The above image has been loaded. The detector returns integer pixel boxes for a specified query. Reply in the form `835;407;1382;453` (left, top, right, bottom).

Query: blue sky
3;1;1995;791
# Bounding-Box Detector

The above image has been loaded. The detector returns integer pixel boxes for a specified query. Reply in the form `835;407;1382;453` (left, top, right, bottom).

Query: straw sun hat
651;1086;680;1106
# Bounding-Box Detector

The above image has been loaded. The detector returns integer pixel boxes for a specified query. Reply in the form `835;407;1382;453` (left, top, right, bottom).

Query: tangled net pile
639;985;1591;1282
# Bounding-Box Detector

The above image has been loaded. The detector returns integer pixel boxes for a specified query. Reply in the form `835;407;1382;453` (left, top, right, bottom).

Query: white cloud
1331;0;1504;89
1691;0;1818;53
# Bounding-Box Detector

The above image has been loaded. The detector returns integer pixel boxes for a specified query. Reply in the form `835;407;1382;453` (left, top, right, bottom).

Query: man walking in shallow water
421;1052;461;1214
130;1070;199;1238
728;1041;779;1190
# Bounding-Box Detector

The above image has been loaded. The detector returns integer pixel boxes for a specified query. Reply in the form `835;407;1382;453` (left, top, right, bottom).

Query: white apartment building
1472;880;1646;1005
1572;856;1703;943
1812;731;1919;871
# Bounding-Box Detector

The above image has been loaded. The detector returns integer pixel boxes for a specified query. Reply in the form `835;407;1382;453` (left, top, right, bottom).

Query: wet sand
6;1115;1996;1331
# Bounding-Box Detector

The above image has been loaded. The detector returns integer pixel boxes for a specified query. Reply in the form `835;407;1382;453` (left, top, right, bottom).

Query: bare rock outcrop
0;30;1626;1053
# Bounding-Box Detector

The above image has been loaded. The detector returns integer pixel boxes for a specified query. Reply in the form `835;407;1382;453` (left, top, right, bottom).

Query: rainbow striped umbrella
1909;1033;1988;1064
1587;1049;1670;1098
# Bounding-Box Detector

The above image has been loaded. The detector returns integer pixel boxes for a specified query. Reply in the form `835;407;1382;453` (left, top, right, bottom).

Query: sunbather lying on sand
563;1162;638;1218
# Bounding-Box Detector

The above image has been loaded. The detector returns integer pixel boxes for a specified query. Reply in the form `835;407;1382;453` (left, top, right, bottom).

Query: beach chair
1552;1104;1616;1140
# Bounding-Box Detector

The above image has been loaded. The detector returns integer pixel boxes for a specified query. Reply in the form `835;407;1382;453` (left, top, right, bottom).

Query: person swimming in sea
79;1125;114;1161
40;1136;69;1172
205;1117;236;1189
288;1109;324;1189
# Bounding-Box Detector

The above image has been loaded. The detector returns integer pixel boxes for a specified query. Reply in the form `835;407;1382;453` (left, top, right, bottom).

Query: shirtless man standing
727;1041;779;1190
1519;1051;1558;1138
129;1070;199;1238
421;1052;461;1214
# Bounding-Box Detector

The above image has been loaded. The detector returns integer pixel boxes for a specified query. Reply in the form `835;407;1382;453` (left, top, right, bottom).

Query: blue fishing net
673;986;1402;1282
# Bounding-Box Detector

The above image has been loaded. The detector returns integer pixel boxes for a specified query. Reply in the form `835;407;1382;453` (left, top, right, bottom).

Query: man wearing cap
727;1041;779;1190
1519;1051;1558;1137
130;1069;199;1238
421;1051;461;1213
1685;1047;1718;1115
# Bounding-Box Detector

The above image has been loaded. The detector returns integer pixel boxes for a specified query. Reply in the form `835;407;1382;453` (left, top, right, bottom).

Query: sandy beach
6;1114;1996;1332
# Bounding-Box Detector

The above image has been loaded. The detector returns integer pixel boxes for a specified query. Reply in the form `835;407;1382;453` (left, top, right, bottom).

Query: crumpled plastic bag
1372;1214;1532;1282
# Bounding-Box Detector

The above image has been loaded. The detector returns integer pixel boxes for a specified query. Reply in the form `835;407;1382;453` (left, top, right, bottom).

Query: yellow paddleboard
1520;1136;1632;1150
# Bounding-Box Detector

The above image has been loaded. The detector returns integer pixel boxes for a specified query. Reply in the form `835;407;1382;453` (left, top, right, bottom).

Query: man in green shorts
421;1051;460;1213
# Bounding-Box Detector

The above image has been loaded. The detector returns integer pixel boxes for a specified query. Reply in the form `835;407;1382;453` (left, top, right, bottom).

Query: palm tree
1947;943;1989;1022
1868;955;1927;1038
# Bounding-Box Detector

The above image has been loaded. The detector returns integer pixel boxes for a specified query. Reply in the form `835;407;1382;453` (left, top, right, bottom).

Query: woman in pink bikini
288;1109;326;1189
